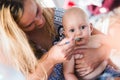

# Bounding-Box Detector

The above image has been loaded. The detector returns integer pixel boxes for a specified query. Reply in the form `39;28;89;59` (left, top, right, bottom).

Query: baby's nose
76;30;82;36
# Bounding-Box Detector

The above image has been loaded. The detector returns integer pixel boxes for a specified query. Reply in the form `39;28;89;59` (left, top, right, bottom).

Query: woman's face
19;0;46;32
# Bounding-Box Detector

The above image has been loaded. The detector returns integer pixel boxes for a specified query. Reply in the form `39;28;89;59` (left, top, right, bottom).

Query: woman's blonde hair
37;0;57;37
0;0;56;79
0;1;37;79
43;8;56;37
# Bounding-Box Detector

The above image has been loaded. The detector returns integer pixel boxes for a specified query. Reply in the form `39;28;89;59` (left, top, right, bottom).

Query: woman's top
48;7;65;80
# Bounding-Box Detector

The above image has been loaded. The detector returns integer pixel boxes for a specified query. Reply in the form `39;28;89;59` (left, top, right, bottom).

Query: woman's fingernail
65;41;70;44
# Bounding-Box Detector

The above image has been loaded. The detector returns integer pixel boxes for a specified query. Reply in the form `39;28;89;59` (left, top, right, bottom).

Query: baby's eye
69;29;74;32
80;25;86;30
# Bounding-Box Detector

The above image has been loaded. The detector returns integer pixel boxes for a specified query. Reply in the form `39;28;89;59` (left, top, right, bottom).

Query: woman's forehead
19;0;37;27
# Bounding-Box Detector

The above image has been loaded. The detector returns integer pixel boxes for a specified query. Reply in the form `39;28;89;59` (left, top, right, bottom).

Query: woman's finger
74;54;83;59
53;37;75;61
75;63;88;69
76;67;87;72
81;67;93;76
65;50;73;58
57;36;75;46
66;54;73;60
75;59;85;65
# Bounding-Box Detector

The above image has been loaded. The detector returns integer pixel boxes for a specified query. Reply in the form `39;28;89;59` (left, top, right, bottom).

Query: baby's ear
89;23;93;33
63;29;65;35
63;29;66;36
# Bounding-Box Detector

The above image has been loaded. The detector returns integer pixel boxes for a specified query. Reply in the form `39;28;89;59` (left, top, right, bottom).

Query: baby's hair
64;7;86;16
62;7;89;26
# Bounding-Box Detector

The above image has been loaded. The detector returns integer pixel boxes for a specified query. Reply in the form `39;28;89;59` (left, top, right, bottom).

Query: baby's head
62;7;93;45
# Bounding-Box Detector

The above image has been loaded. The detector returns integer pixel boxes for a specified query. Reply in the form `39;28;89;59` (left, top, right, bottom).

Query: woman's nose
34;16;43;26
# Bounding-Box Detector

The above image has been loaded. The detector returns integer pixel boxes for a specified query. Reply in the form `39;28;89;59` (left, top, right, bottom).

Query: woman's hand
74;35;111;77
75;34;111;49
35;37;75;80
74;48;100;77
47;37;75;65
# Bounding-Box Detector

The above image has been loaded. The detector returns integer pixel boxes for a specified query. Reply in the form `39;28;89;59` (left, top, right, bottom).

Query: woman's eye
69;29;74;32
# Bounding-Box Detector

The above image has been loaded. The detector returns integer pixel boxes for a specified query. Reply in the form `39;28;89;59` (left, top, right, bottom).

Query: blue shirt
48;8;65;80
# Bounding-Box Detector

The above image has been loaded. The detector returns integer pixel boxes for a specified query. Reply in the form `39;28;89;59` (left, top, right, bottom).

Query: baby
62;7;120;80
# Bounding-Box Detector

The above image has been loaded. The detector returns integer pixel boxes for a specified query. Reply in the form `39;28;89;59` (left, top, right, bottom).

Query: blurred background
41;0;115;17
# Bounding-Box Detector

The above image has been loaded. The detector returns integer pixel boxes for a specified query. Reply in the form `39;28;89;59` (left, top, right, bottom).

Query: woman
0;0;109;80
0;0;74;80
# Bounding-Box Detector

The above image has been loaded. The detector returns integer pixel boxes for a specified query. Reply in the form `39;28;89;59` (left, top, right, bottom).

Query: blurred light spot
99;7;107;13
0;74;4;80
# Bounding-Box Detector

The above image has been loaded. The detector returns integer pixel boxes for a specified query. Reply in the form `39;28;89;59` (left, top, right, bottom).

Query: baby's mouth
75;37;85;45
75;37;82;42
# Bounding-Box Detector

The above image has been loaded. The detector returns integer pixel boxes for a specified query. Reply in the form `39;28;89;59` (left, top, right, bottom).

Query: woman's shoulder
54;7;65;13
53;8;65;43
54;7;65;26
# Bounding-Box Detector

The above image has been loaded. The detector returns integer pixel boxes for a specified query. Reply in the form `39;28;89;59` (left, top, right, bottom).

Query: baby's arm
63;55;78;80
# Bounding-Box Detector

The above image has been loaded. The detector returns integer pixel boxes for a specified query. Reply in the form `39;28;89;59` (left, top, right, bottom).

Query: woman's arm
74;33;111;77
75;44;111;77
28;53;55;80
29;37;75;80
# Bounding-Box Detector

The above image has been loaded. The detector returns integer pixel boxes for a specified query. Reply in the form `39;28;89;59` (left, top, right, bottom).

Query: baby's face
63;14;92;45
